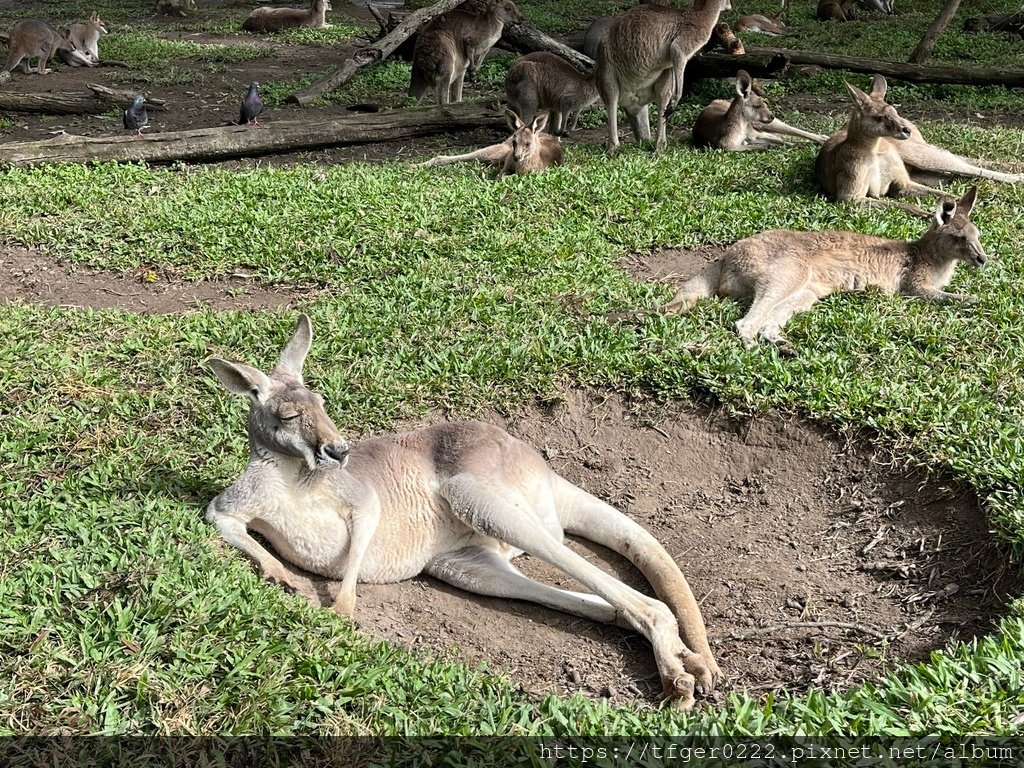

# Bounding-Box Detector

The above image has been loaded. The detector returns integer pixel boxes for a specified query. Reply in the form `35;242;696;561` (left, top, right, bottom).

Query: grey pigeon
123;94;148;136
239;81;264;125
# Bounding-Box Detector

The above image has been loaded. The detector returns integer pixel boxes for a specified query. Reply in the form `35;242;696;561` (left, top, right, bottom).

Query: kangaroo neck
845;113;885;152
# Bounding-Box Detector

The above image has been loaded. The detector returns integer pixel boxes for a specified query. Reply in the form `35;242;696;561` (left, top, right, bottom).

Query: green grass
3;0;1024;750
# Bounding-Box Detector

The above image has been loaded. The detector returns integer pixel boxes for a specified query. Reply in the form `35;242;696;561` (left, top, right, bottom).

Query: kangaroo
242;0;331;33
817;0;858;21
0;20;74;82
817;76;1022;201
692;70;826;150
68;11;106;63
662;188;984;354
735;12;786;34
206;315;720;710
858;0;894;13
410;0;524;105
596;0;732;155
703;21;745;55
420;109;563;176
505;52;599;136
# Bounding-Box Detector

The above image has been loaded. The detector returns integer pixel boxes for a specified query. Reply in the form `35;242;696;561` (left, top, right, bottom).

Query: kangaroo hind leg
735;267;810;349
757;286;823;356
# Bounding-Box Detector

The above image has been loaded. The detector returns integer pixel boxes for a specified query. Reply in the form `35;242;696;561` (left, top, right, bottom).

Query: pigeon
239;81;264;126
123;94;148;136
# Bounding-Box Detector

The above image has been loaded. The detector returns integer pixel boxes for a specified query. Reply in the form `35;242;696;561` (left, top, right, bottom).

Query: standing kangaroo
817;75;1023;201
419;108;563;176
206;315;720;710
662;188;985;353
596;0;732;155
692;70;826;150
242;0;331;33
735;12;786;34
410;0;524;105
505;52;599;136
0;20;76;82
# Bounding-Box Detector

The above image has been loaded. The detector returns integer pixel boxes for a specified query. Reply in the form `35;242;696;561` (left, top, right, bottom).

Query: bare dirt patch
0;246;306;313
271;390;1019;709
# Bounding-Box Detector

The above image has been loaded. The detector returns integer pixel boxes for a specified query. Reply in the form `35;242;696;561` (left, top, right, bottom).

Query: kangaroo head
713;22;745;55
845;75;912;141
506;108;547;163
928;187;987;268
736;70;773;127
207;315;350;472
493;0;524;24
89;12;108;34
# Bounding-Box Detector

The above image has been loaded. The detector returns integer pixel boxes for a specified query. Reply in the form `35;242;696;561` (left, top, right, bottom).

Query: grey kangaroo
410;0;524;105
0;19;75;82
419;108;563;176
242;0;331;33
817;75;1023;201
663;187;985;354
505;52;599;136
596;0;733;154
692;70;826;150
206;315;720;710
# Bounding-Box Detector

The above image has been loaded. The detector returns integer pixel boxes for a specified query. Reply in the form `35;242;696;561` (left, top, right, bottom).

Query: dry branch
909;0;963;64
0;84;166;115
0;100;506;167
285;0;466;106
500;22;594;72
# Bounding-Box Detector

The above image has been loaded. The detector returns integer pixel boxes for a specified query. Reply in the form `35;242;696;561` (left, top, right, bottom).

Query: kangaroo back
505;52;598;135
0;19;66;80
242;0;329;33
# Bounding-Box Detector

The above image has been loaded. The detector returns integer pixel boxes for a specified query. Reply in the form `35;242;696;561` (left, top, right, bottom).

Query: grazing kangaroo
735;12;786;34
419;108;563;176
0;20;74;82
242;0;331;33
596;0;732;154
663;188;985;353
817;76;1023;201
692;70;826;150
505;52;599;136
206;315;720;709
817;0;858;21
410;0;524;105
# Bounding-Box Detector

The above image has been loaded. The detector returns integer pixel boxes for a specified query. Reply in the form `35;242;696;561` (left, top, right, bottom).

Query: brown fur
703;21;744;54
817;0;858;21
735;12;785;34
663;188;985;353
419;109;563;176
0;19;73;82
505;52;599;135
410;0;524;105
596;0;732;154
242;0;330;34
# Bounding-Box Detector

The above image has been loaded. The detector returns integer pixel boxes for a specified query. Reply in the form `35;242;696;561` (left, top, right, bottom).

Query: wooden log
688;50;790;83
0;100;506;167
909;0;963;64
963;11;1024;35
742;46;1024;87
285;0;467;106
0;84;165;115
499;22;595;73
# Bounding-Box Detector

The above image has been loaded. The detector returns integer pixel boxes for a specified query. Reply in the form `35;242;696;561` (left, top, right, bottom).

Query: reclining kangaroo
663;187;985;353
58;11;107;67
735;12;786;35
0;19;75;82
505;51;599;136
205;315;720;709
596;0;732;154
242;0;331;33
410;0;523;105
419;108;563;176
692;70;826;150
817;75;1023;201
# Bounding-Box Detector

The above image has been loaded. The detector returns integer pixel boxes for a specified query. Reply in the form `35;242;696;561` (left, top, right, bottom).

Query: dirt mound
271;390;1018;708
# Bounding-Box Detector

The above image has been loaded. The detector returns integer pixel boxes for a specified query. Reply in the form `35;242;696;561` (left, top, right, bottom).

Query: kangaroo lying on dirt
692;70;826;150
410;0;523;105
61;11;107;66
0;19;75;82
419;109;563;176
663;187;985;354
817;0;858;21
505;52;599;136
206;315;720;710
596;0;732;154
817;75;1023;201
242;0;331;33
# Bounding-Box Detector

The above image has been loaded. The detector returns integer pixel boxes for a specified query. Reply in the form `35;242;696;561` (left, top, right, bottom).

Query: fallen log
742;46;1024;87
689;50;790;83
500;22;594;73
0;100;506;167
285;0;466;106
963;11;1024;35
0;84;166;115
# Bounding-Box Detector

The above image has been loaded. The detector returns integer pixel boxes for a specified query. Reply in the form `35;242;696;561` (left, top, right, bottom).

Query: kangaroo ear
957;186;978;217
531;111;549;132
504;108;522;132
736;70;752;98
934;198;957;227
844;81;870;109
869;74;888;99
278;314;312;375
207;358;273;402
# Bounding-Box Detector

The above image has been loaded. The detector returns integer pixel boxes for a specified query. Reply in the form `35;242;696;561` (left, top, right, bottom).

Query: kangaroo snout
320;440;350;467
